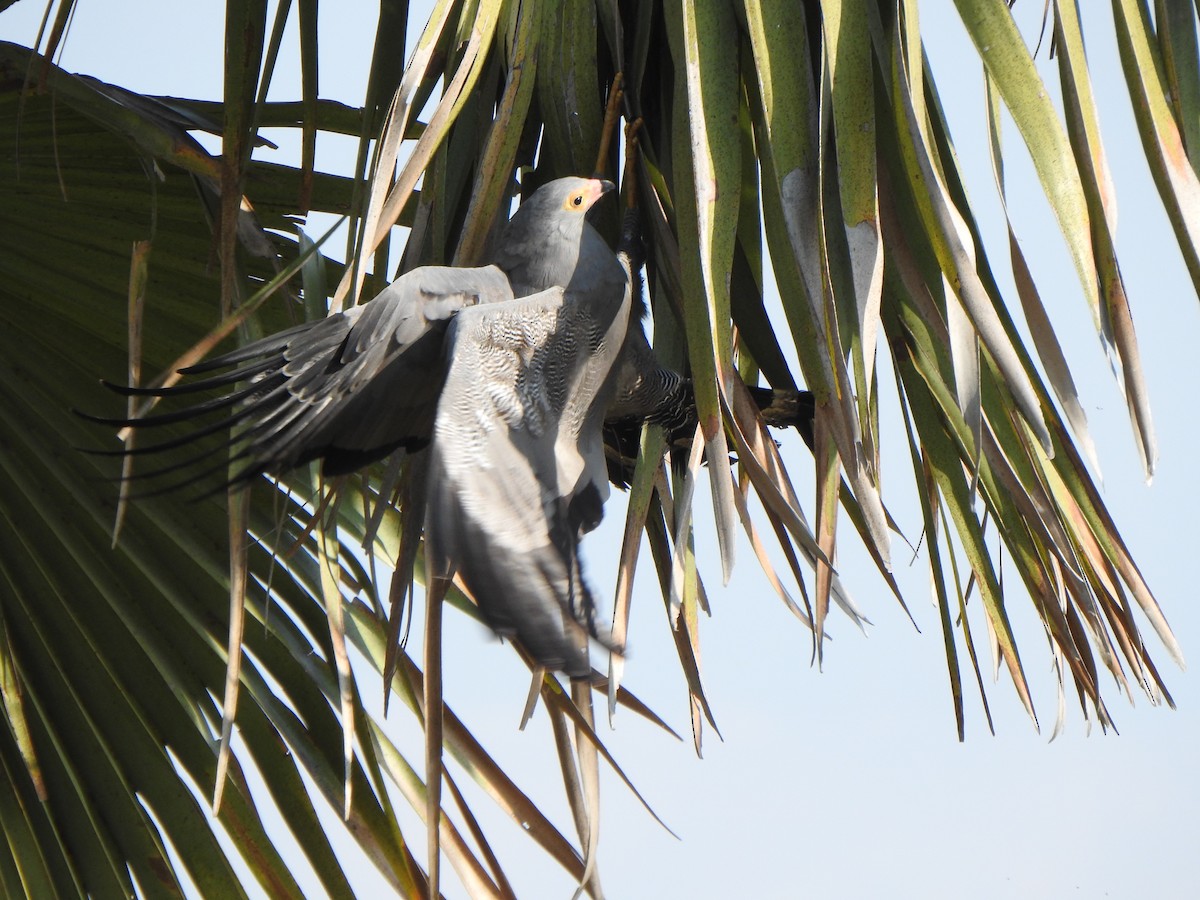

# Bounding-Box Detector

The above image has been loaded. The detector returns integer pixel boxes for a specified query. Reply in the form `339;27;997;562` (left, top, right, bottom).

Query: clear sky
2;1;1197;898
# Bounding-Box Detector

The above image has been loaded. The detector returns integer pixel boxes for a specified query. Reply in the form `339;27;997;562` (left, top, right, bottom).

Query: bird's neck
499;223;625;298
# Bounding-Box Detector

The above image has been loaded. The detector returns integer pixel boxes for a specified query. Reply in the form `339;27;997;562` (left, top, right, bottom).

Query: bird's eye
572;194;584;207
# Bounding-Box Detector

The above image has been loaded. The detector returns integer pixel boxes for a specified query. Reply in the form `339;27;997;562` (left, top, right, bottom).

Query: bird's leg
617;117;647;332
592;72;625;178
618;118;645;273
746;385;817;450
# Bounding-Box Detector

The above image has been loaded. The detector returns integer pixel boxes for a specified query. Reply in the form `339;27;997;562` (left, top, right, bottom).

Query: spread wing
425;279;630;677
89;264;514;487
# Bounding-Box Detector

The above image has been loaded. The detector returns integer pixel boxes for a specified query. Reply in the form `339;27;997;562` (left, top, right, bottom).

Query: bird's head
511;176;614;229
558;177;616;217
493;176;620;295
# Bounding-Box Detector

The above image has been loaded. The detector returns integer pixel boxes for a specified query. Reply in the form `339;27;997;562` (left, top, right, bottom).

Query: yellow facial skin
562;179;614;213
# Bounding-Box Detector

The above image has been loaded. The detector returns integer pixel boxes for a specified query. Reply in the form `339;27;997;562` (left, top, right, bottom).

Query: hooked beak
583;179;616;217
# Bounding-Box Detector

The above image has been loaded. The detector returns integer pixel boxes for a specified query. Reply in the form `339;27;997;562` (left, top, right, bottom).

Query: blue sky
2;1;1197;897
